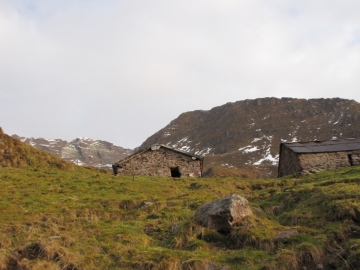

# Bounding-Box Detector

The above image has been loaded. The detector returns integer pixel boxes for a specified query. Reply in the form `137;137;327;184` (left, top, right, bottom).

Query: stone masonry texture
113;147;202;178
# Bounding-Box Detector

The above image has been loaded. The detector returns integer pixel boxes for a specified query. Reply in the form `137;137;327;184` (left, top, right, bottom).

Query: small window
170;167;181;178
348;154;354;166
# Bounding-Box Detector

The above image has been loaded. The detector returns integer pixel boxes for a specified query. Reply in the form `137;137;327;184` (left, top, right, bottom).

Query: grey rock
194;194;253;232
274;228;298;243
170;223;181;234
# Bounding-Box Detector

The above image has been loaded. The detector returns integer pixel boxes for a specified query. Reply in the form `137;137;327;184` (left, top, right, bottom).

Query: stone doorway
170;167;181;178
348;154;354;166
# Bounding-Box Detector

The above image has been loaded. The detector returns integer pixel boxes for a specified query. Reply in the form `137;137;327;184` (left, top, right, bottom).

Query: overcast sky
1;1;360;148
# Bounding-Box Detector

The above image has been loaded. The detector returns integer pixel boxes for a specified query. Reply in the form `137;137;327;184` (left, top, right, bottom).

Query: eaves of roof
282;138;360;154
113;144;203;165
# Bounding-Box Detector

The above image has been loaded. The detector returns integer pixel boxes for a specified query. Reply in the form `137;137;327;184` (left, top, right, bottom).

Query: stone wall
278;146;302;177
113;147;202;178
278;145;360;177
299;150;360;173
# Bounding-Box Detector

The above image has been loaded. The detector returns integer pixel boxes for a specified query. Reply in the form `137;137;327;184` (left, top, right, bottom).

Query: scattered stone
170;223;181;234
310;168;323;173
138;201;155;209
194;194;253;232
271;204;285;215
274;228;298;243
252;207;263;213
119;199;138;210
316;263;324;269
301;170;312;175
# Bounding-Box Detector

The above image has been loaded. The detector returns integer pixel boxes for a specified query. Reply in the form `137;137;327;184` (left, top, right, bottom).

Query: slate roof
282;139;360;154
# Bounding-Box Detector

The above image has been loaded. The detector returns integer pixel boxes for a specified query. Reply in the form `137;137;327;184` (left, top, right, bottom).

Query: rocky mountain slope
11;135;133;169
1;128;73;170
140;97;360;177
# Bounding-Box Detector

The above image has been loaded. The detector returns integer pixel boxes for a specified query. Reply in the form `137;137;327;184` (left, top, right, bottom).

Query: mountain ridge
11;135;133;169
139;97;360;177
0;127;74;170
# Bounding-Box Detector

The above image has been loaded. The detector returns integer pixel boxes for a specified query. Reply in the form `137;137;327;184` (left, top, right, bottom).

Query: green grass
2;130;359;269
1;164;360;269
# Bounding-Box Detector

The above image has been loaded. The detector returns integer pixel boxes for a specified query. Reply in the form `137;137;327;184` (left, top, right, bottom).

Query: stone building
112;144;203;178
278;139;360;177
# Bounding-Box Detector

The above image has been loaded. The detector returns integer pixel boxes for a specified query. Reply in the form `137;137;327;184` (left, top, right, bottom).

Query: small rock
301;170;311;175
170;223;181;234
274;228;298;243
138;201;155;209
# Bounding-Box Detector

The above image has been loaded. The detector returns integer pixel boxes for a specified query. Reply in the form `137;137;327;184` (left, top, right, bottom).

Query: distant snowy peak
12;135;133;168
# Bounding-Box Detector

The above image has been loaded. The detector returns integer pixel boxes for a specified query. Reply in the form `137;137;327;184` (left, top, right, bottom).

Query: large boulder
194;194;252;232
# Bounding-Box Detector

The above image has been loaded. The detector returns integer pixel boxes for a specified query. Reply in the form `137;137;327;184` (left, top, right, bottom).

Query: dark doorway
348;154;354;166
170;167;181;178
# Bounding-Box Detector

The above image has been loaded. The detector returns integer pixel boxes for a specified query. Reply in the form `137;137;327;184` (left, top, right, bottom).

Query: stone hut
112;144;203;178
278;138;360;177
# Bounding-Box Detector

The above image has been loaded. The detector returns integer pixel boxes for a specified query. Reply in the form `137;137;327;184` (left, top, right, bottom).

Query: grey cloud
0;0;359;148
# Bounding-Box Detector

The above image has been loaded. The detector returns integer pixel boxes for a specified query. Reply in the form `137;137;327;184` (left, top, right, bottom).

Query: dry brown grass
274;249;298;269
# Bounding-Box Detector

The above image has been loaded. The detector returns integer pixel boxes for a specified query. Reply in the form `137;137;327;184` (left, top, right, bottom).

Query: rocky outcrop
194;194;253;232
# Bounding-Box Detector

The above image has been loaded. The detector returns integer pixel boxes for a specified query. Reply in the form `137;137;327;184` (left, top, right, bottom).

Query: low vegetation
1;129;360;269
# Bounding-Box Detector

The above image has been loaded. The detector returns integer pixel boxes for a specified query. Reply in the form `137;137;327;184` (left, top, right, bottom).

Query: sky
1;0;360;149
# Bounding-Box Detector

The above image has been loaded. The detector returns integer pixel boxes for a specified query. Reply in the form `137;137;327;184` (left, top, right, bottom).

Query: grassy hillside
1;164;360;269
1;127;360;269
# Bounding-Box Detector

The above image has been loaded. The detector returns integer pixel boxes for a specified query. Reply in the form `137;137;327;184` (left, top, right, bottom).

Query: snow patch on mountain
94;164;113;169
251;135;273;143
78;137;94;141
243;146;260;153
73;159;86;166
253;147;279;166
